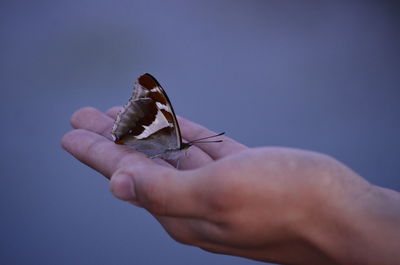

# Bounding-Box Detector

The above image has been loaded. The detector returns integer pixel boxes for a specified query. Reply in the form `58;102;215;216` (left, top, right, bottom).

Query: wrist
299;164;400;265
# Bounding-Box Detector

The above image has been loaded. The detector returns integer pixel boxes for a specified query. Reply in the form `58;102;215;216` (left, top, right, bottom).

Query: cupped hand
62;106;389;265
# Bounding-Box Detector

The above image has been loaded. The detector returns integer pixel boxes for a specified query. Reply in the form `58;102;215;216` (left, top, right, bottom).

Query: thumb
109;164;206;218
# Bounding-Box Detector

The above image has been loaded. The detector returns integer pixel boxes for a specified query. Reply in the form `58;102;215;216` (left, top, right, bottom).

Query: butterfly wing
111;73;183;158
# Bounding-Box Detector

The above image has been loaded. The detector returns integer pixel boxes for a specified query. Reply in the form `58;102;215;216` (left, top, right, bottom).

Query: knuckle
85;137;103;154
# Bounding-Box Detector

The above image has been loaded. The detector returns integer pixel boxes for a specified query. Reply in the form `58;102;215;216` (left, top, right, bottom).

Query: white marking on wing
155;101;171;112
149;87;160;92
136;110;170;139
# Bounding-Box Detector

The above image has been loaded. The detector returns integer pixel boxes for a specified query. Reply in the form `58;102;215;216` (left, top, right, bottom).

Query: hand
62;107;400;265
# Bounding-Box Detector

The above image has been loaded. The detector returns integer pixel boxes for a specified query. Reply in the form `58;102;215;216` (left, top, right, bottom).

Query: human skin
61;106;400;265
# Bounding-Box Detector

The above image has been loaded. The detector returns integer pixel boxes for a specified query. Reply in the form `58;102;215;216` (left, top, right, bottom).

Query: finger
71;107;114;140
177;116;248;160
171;145;213;169
106;106;215;169
61;129;159;178
106;106;122;119
110;164;210;218
70;106;176;167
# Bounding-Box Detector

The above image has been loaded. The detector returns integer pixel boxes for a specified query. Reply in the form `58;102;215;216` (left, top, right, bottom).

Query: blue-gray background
1;1;399;265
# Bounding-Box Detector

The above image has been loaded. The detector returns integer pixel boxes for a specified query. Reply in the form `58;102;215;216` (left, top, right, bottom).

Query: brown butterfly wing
111;73;182;157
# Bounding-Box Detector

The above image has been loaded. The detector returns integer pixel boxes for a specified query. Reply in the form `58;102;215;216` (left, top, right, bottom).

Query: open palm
62;106;248;178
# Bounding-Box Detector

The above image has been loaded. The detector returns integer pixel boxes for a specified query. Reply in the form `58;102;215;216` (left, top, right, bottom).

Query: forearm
305;181;400;265
354;186;400;264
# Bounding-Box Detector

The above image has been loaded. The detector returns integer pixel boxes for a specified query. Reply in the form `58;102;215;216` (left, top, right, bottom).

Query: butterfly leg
149;154;162;159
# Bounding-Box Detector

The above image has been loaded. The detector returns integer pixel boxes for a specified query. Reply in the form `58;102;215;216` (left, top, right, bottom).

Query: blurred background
1;1;399;265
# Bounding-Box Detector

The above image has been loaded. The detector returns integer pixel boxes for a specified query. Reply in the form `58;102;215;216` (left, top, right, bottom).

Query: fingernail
110;174;137;202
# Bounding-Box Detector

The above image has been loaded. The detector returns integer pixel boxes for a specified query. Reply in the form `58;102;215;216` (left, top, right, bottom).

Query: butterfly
111;73;224;161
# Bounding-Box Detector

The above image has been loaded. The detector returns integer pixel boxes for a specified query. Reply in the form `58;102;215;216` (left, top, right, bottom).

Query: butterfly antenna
191;140;223;144
189;132;225;144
